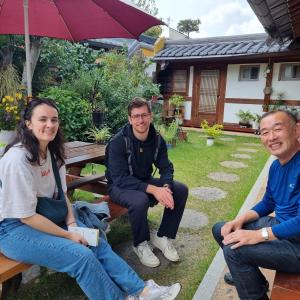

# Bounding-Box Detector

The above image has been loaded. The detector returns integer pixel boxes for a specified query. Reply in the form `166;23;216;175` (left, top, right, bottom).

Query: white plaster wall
223;103;264;123
271;62;300;100
225;64;267;99
145;62;156;78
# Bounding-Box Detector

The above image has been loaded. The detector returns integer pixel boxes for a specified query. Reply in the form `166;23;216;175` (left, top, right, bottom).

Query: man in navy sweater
212;110;300;300
106;97;188;268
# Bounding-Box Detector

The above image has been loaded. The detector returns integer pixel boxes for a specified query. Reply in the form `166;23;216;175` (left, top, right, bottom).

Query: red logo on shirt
41;169;51;177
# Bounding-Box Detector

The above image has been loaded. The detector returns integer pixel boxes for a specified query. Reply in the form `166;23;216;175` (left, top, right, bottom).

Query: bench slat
0;254;31;283
271;272;300;300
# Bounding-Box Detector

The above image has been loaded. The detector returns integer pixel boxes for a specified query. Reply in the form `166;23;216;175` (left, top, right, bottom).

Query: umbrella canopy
0;0;164;96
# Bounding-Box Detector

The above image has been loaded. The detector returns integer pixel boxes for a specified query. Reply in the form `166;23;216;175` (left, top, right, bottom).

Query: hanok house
153;33;300;131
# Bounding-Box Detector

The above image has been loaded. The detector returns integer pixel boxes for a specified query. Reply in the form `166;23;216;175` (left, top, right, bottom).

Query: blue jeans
212;216;300;300
0;218;144;300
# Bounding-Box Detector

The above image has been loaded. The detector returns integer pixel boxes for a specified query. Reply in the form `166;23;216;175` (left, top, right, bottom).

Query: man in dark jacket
106;97;188;267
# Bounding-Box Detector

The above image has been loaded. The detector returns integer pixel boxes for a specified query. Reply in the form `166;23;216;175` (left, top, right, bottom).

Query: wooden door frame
192;67;226;126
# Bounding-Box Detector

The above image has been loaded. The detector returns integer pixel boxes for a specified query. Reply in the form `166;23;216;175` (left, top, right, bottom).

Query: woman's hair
5;98;65;166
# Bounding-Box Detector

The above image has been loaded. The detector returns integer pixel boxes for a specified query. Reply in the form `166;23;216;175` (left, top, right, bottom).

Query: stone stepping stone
220;137;235;141
237;148;258;153
231;153;252;159
207;172;240;182
243;143;261;147
179;209;208;229
191;187;227;201
220;161;248;169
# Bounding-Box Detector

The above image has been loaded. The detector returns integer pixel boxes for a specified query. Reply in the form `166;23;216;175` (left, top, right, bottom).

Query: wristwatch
261;227;269;241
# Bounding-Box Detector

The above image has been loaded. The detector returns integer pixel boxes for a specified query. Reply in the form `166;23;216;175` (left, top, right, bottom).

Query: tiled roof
154;33;292;60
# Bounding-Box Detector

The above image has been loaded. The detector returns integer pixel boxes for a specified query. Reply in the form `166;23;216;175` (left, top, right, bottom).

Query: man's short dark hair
128;97;151;116
261;109;298;124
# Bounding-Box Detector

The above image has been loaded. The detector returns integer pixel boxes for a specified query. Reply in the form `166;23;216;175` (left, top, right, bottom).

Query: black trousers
109;179;188;246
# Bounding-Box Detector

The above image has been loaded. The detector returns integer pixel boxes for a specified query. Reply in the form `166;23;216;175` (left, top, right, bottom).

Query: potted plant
86;126;111;144
253;113;262;130
236;110;255;128
0;65;25;143
163;120;179;148
200;120;223;146
0;93;26;144
169;94;185;122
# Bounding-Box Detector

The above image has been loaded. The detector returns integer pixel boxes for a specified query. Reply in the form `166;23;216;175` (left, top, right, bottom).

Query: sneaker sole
132;247;160;268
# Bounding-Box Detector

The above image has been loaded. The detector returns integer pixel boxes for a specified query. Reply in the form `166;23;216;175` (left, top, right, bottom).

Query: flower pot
0;130;17;144
166;143;173;149
92;111;105;128
238;122;252;128
178;130;187;141
206;137;214;146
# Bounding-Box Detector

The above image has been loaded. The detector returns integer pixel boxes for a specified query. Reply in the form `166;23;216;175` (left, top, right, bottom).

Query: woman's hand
67;231;88;246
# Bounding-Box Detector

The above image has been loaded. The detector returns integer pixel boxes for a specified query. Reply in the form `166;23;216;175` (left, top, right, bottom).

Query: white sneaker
140;279;181;300
133;241;160;267
150;233;179;262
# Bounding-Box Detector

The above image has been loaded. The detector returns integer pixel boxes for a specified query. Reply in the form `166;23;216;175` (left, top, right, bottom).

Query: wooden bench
0;174;127;300
271;272;300;300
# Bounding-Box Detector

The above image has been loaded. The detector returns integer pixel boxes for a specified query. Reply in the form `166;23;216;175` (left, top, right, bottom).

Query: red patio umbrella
0;0;164;96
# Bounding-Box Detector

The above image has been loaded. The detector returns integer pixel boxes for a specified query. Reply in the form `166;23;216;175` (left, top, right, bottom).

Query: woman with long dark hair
0;98;181;300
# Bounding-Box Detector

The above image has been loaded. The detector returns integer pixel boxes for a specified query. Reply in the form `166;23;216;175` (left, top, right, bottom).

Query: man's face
260;111;300;163
128;105;152;137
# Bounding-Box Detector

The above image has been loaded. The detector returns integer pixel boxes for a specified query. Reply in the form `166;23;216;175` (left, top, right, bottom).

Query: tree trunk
22;37;42;87
0;46;14;68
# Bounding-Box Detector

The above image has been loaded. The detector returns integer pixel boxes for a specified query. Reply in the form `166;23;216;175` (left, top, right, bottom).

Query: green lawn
10;131;269;300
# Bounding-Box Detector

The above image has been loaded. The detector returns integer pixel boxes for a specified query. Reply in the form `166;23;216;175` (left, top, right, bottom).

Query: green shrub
200;120;223;138
39;87;92;141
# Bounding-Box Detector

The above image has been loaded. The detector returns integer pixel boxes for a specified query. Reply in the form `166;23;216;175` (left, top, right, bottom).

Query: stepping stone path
191;187;227;201
231;153;252;159
220;137;236;141
243;143;261;147
179;209;208;229
237;147;258;153
220;161;248;168
207;172;240;182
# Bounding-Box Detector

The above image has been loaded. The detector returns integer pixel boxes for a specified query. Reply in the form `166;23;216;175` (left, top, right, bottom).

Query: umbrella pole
23;0;32;98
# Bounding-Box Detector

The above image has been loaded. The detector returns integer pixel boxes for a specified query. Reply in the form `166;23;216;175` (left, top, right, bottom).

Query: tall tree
177;19;201;38
133;0;162;38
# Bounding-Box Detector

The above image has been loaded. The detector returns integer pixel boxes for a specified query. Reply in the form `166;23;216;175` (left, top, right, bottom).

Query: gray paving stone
220;161;248;168
220;137;235;141
179;209;209;229
207;172;240;182
191;187;227;201
113;231;203;276
237;148;258;153
243;143;261;147
231;153;252;159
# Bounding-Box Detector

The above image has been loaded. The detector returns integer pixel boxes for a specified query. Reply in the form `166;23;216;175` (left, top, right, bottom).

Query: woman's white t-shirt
0;145;67;222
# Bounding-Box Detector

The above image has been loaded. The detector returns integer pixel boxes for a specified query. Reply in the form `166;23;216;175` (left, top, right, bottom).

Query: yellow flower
2;98;6;103
15;93;22;100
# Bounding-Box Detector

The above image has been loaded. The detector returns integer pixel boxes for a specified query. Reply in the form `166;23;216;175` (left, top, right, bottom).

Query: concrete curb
192;155;275;300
